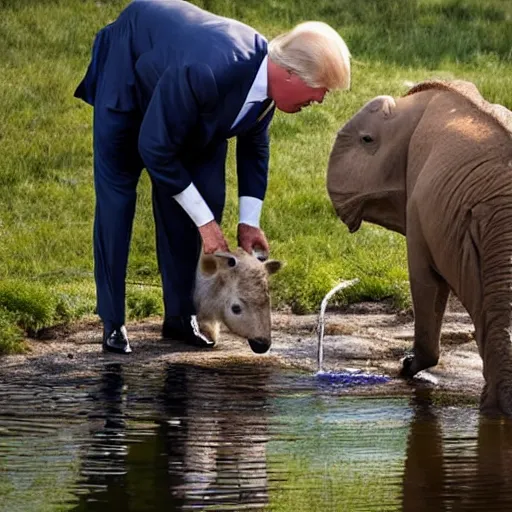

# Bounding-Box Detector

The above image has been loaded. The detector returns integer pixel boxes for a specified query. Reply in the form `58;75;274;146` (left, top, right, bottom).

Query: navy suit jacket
75;0;275;199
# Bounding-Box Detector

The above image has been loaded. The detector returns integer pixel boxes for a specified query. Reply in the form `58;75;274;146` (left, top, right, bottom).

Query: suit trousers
93;106;227;331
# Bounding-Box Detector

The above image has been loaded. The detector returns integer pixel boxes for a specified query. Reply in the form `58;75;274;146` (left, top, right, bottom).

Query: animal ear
368;95;396;119
214;252;238;269
199;254;218;276
264;259;282;275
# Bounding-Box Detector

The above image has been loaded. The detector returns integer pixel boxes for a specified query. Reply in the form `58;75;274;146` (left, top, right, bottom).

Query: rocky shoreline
1;300;483;406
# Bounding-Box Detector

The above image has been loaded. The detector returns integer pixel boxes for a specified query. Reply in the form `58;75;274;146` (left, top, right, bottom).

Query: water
1;363;512;511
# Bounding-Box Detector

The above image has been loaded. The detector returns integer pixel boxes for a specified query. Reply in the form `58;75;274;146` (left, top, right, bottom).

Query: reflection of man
75;363;186;510
75;0;351;354
75;363;131;510
162;364;271;509
75;363;272;510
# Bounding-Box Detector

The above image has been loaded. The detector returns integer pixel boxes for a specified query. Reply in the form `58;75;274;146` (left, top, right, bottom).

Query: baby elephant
327;79;512;415
194;248;282;354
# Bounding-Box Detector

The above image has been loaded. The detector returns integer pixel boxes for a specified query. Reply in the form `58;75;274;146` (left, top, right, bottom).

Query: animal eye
361;134;374;144
231;304;242;315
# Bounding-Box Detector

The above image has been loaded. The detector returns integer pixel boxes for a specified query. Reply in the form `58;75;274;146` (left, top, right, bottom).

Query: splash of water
317;278;359;373
315;369;390;387
315;279;391;386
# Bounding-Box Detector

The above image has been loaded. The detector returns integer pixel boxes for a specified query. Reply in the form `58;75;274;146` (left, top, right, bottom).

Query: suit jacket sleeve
138;63;219;194
235;107;275;201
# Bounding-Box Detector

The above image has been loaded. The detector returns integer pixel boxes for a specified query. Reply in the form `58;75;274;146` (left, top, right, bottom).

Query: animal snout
248;337;271;354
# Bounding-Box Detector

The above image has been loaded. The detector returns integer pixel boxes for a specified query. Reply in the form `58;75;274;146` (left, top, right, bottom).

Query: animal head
327;91;436;235
194;248;282;354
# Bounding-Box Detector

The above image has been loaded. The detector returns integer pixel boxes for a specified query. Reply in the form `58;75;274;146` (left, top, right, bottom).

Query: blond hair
268;21;351;90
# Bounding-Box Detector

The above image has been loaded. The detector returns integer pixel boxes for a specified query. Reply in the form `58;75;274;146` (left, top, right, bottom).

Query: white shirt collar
245;55;268;103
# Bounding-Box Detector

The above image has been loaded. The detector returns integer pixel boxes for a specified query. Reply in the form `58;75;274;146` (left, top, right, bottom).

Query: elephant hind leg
479;320;512;415
480;367;512;417
497;379;512;416
471;204;512;416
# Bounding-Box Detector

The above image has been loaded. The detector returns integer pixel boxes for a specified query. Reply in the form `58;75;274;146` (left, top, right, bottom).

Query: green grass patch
0;280;57;334
126;286;164;320
0;0;511;352
0;307;25;355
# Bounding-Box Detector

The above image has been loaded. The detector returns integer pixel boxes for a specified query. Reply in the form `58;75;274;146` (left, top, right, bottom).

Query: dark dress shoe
162;315;215;349
103;326;132;354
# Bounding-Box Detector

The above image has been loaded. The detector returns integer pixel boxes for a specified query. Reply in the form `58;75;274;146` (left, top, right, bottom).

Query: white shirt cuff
173;183;215;227
239;196;263;228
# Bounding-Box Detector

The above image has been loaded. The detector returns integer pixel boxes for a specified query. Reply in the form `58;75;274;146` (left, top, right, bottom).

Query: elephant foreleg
401;247;450;378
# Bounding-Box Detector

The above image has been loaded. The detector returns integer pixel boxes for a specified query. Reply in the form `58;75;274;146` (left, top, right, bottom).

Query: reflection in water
162;365;269;509
2;364;512;510
402;389;445;512
474;417;512;507
402;388;512;511
74;362;165;511
74;363;270;511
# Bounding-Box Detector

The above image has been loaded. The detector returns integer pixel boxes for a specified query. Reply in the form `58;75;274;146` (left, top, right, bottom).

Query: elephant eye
361;134;374;144
231;304;242;315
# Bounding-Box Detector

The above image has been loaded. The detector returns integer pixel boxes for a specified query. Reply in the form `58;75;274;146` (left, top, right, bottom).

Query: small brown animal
194;248;282;354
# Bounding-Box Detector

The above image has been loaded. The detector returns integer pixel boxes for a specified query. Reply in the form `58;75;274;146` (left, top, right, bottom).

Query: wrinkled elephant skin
327;80;512;416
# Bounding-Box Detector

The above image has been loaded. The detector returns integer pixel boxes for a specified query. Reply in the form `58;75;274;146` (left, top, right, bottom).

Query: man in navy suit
75;0;351;354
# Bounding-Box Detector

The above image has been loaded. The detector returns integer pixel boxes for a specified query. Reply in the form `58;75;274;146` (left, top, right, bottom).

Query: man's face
273;72;329;113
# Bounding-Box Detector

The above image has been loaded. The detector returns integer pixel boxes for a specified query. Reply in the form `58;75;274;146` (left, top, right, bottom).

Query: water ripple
1;365;512;511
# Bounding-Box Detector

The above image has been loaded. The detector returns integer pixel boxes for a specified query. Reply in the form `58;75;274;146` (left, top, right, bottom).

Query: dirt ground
0;295;483;404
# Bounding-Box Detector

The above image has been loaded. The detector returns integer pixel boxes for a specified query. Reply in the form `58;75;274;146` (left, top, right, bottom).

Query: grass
0;0;511;351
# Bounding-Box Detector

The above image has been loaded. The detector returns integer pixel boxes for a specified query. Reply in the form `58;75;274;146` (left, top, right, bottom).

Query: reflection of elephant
402;389;512;510
471;417;512;507
327;80;512;415
402;390;444;512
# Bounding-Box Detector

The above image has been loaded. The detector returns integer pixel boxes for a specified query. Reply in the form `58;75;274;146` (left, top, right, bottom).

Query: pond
1;362;512;511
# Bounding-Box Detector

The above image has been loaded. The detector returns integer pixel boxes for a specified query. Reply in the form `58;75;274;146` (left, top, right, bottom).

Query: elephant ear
368;95;397;119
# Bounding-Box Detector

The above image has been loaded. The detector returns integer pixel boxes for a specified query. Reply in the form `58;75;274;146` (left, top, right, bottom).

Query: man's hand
237;223;270;258
198;220;230;254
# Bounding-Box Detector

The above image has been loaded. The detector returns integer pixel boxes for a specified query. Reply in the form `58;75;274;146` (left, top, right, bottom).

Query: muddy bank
0;298;483;405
